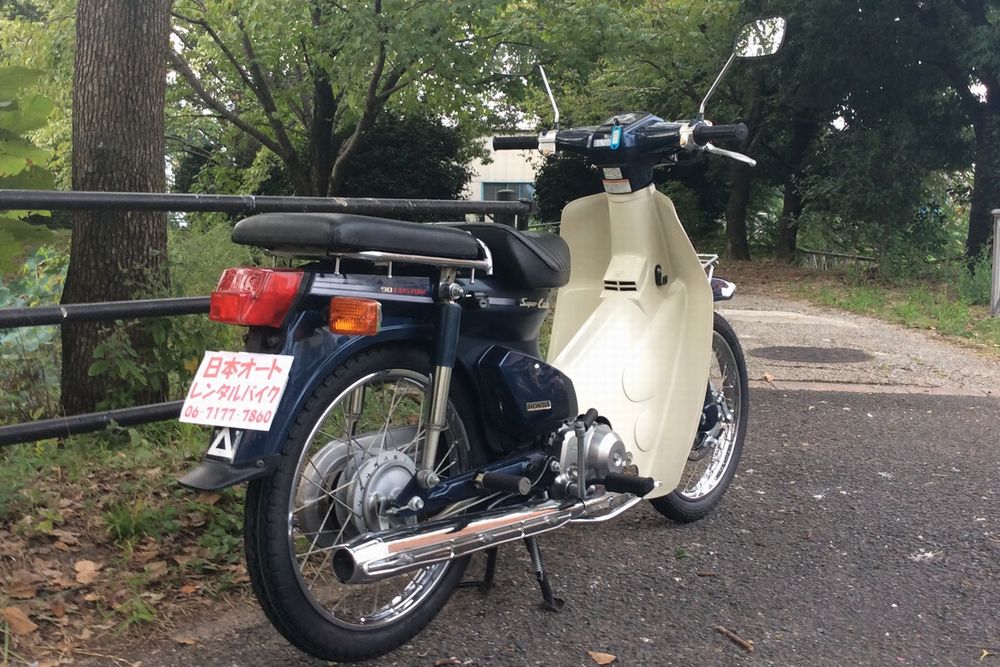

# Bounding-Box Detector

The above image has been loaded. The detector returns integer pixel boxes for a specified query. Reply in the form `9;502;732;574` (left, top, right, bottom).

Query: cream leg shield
548;186;713;498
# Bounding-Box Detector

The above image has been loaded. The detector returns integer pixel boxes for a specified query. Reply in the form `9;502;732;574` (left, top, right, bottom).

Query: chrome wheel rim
286;369;463;630
677;331;742;500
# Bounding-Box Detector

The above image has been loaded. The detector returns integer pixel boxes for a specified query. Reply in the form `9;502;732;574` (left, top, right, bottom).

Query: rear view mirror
734;17;787;59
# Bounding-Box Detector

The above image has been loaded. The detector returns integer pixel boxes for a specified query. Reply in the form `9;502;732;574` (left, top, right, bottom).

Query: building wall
464;137;540;201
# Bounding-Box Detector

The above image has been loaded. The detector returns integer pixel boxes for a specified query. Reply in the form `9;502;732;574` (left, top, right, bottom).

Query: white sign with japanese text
180;351;294;432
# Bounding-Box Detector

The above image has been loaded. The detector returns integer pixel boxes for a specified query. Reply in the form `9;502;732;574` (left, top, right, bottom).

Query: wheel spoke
284;367;464;630
679;330;743;500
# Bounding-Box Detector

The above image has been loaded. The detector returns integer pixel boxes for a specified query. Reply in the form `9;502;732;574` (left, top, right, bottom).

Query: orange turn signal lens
329;298;382;336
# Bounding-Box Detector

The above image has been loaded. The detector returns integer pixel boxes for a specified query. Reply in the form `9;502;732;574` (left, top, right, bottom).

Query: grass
797;281;1000;352
0;421;247;660
721;258;1000;355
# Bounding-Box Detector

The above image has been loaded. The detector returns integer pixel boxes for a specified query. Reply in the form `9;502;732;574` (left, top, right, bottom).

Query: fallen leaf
2;606;39;635
74;559;103;585
179;584;199;595
433;658;462;666
763;373;775;383
587;651;617;665
145;561;169;579
174;636;197;646
5;579;38;600
981;649;994;662
51;529;80;545
50;599;66;618
134;548;161;564
54;541;72;552
195;491;222;506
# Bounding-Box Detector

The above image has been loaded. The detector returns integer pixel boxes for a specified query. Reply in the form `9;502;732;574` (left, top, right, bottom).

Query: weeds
794;269;1000;353
0;420;246;657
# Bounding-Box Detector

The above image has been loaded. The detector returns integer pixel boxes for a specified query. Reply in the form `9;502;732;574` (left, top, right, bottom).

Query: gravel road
81;296;1000;666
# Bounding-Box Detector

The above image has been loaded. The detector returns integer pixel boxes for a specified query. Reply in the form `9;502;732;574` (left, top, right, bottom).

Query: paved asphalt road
84;300;1000;666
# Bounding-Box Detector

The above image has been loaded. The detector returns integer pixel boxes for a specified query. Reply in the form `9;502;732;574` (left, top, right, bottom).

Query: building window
482;182;535;201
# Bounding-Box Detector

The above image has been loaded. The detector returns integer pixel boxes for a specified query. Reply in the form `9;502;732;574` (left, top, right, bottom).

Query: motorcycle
178;16;785;663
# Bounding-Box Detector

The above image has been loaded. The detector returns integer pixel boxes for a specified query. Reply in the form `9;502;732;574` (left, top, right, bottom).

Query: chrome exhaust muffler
331;491;642;585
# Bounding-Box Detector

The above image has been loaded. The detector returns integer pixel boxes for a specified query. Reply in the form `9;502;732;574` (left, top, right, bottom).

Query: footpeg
524;537;564;612
475;471;532;496
602;472;657;497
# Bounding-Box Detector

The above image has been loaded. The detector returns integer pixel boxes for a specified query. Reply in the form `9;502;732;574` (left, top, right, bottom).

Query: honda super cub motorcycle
178;17;785;663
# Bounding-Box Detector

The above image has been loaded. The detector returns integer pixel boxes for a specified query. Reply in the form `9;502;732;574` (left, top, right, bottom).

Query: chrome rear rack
268;239;493;281
698;253;720;281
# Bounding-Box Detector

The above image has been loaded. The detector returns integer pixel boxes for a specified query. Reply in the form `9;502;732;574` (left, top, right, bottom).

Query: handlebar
493;136;539;151
691;122;748;146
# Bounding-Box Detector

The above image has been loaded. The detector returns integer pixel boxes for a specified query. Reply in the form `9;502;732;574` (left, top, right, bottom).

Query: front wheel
650;312;748;523
244;345;472;663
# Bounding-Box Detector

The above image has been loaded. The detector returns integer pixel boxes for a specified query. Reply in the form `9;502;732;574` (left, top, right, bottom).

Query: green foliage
533;153;603;222
0;65;56;233
81;224;253;409
0;0;78;187
0;244;66;423
168;0;568;196
176;112;477;216
338;113;476;204
104;498;179;543
957;252;994;306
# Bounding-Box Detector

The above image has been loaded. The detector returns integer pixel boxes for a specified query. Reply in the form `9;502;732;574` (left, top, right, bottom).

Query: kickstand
458;547;499;593
524;537;565;612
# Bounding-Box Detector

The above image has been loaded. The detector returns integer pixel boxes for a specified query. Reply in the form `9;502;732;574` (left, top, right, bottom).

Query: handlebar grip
493;135;539;151
692;123;748;146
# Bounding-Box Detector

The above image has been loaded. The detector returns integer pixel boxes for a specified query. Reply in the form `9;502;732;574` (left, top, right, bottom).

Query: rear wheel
244;345;472;662
650;312;748;523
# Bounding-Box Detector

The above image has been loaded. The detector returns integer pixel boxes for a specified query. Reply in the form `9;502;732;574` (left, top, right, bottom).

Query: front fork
417;268;463;489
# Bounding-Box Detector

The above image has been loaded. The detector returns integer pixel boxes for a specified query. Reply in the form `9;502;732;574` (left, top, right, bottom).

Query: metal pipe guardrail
0;189;534;224
992;209;1000;317
0;296;209;328
0;189;537;446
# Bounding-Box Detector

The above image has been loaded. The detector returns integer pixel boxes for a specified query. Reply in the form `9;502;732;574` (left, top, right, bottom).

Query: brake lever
703;143;757;167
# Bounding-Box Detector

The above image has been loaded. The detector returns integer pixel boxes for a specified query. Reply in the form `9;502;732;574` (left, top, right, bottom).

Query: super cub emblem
526;400;552;412
519;297;550;309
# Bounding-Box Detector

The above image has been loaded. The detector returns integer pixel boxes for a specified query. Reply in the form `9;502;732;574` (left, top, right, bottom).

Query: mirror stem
698;52;736;120
539;65;560;130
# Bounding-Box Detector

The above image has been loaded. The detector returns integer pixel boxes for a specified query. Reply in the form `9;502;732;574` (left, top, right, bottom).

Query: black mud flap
178;455;280;491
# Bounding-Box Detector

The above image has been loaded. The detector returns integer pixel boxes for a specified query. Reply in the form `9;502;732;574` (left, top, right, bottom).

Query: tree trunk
723;88;764;261
775;116;819;262
309;75;337;196
966;109;1000;265
60;0;172;415
725;162;753;260
775;175;804;261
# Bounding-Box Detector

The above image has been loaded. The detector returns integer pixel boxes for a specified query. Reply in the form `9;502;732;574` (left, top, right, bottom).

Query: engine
549;416;633;498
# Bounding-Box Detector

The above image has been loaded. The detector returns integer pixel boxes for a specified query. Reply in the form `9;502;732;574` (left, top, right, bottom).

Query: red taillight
209;268;303;327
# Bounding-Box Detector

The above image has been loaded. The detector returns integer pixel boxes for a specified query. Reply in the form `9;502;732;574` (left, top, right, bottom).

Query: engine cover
478;346;578;438
556;422;629;488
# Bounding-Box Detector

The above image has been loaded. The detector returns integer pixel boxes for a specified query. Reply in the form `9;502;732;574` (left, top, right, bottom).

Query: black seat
456;224;570;289
232;213;482;260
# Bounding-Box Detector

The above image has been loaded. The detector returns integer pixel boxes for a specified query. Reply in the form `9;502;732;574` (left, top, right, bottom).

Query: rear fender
179;308;432;491
712;276;737;302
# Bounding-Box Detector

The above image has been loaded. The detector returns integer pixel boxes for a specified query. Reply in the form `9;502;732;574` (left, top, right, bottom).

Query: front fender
180;308;432;490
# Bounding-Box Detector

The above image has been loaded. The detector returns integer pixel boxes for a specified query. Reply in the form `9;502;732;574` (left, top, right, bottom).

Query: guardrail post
992;209;1000;316
494;190;516;227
